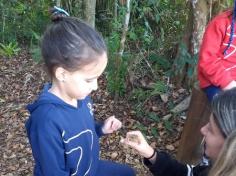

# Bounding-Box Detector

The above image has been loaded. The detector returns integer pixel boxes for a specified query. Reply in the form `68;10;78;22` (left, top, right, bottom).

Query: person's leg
96;160;136;176
203;85;221;102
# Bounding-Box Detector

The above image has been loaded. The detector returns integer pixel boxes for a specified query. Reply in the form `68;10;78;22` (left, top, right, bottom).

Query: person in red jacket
198;1;236;101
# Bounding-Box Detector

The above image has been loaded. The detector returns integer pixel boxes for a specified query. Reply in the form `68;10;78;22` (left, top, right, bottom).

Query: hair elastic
53;6;70;17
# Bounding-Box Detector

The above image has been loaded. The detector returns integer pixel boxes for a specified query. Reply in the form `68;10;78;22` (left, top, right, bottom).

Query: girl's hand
102;116;122;134
120;131;155;159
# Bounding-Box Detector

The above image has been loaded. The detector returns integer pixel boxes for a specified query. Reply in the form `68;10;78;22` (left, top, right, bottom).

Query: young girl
198;1;236;101
25;6;136;176
121;88;236;176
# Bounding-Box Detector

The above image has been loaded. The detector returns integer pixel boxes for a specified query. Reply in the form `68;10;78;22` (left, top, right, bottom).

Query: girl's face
64;52;108;100
200;114;225;161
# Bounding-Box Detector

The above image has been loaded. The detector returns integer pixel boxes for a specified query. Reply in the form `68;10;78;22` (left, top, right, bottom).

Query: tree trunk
176;0;210;164
177;86;211;164
61;0;83;18
96;0;116;35
56;0;61;7
82;0;96;28
191;0;208;55
61;0;96;27
189;0;209;85
173;0;208;88
114;0;131;102
177;0;232;164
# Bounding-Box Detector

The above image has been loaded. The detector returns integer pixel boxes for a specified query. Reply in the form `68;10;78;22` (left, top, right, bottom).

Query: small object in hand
120;136;125;143
120;136;129;149
127;134;140;144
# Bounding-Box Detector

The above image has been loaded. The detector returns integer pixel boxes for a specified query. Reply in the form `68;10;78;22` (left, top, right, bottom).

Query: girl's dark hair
224;1;236;55
212;88;236;137
41;7;107;77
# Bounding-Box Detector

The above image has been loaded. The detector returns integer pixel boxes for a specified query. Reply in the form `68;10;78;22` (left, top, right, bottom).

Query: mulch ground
0;49;188;176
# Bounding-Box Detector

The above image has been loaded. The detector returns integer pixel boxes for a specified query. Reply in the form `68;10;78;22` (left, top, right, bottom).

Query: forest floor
0;49;189;176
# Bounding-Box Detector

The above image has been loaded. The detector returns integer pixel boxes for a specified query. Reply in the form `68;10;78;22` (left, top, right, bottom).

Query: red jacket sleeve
198;16;234;88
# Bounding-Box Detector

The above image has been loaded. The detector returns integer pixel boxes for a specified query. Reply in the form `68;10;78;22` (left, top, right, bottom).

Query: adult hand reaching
120;130;155;159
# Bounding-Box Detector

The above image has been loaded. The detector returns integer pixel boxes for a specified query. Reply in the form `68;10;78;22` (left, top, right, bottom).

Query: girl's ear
55;67;67;82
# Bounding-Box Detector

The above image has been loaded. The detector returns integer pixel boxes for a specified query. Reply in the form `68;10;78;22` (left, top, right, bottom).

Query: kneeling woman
121;88;236;176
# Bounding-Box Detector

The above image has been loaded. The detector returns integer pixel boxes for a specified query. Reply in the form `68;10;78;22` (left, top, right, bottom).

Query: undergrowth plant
30;31;42;63
0;0;51;62
0;42;21;58
105;4;129;97
0;1;50;45
101;1;189;128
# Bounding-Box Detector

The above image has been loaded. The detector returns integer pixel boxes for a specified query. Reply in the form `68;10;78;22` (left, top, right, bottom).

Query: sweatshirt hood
27;83;78;114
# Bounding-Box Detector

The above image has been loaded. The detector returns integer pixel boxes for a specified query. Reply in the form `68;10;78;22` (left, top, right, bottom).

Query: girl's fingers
113;124;119;130
109;115;115;121
116;121;122;129
105;118;112;126
111;120;122;130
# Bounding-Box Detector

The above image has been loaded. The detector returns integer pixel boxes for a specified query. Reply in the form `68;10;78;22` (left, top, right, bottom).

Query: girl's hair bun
49;6;70;22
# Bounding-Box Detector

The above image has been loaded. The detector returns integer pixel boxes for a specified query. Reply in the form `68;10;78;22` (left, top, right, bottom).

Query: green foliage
0;0;51;45
101;0;188;98
133;122;148;135
167;101;175;110
129;88;150;103
128;80;167;121
104;2;139;97
128;0;188;53
105;31;128;96
62;0;83;17
149;54;171;71
30;47;41;63
164;120;173;132
149;81;167;96
106;57;128;96
151;127;159;137
172;42;198;79
30;32;42;63
129;80;167;103
132;110;173;136
148;113;160;123
0;42;20;58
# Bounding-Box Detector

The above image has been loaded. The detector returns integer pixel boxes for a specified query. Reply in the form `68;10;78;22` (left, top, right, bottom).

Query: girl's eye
86;79;94;83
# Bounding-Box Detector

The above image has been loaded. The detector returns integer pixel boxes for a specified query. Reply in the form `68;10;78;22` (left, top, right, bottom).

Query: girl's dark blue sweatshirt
26;84;104;176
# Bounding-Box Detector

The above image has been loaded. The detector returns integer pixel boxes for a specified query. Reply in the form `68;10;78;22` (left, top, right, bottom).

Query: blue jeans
96;160;136;176
203;85;221;102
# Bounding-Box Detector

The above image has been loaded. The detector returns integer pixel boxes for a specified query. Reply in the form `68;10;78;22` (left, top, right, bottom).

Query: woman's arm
121;131;189;176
